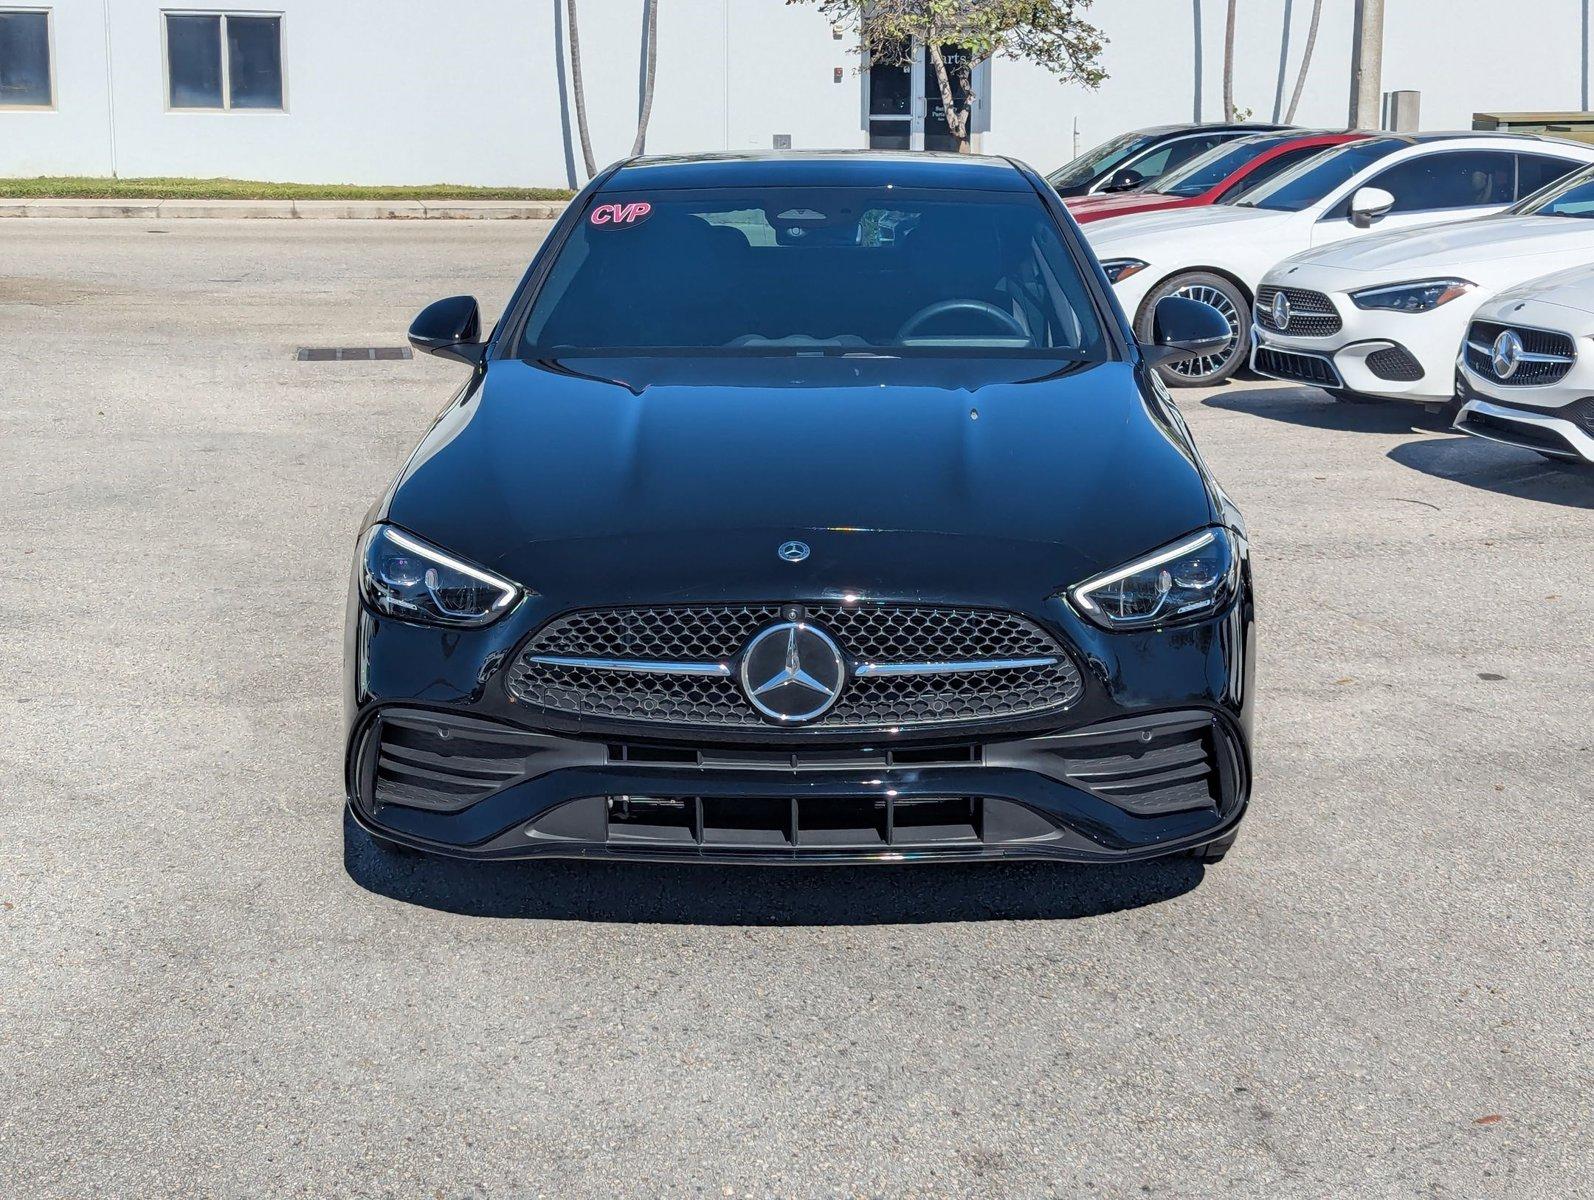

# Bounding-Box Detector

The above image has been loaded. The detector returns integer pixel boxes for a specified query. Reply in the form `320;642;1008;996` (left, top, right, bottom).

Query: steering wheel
896;299;1029;343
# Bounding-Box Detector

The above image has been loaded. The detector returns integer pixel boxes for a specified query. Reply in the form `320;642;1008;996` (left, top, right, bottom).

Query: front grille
507;603;1083;731
1365;345;1424;382
1464;320;1576;386
1254;345;1342;388
1256;286;1342;337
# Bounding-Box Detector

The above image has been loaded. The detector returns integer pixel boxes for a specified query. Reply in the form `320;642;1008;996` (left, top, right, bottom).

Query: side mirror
408;295;484;365
1348;185;1395;229
1104;168;1145;193
1142;295;1231;368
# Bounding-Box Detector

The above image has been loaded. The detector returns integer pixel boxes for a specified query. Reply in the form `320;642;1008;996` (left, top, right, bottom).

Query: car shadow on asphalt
342;813;1205;924
1199;385;1450;435
1387;434;1593;510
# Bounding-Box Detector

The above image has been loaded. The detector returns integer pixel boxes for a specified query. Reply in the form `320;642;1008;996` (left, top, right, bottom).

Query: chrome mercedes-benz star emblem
1271;290;1292;332
777;540;810;563
738;621;845;723
1491;329;1524;380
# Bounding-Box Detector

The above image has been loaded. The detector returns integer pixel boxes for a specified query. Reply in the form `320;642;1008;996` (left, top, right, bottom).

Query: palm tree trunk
1222;0;1237;121
631;0;658;156
567;0;597;180
1283;0;1323;122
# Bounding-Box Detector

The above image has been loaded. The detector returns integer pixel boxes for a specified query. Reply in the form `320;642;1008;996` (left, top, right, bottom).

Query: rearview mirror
1142;295;1231;368
1103;168;1145;193
408;295;484;365
1348;185;1395;229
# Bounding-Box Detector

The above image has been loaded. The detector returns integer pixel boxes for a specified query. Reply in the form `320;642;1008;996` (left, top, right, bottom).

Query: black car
1047;122;1292;196
344;151;1254;865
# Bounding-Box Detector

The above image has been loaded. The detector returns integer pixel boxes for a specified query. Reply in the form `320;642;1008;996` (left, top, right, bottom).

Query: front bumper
347;706;1250;864
344;576;1256;865
1453;370;1594;464
1250;292;1471;403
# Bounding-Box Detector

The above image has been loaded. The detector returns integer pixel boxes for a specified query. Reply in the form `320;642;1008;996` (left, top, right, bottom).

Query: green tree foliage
793;1;1107;146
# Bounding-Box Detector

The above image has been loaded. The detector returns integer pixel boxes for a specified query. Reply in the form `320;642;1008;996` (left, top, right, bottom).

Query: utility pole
1348;0;1385;130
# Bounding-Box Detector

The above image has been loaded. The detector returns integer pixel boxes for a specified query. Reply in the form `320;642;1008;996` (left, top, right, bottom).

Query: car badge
738;621;846;724
1271;290;1292;332
777;540;810;563
1491;329;1524;380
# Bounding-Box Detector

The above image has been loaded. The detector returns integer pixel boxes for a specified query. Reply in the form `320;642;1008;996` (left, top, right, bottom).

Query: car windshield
519;186;1108;358
1236;138;1403;211
1047;132;1153;188
1149;134;1292;197
1511;164;1594;216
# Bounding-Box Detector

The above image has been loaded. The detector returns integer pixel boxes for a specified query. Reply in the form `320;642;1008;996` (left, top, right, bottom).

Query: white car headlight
1349;278;1474;313
1100;258;1150;285
359;524;523;627
1070;527;1240;630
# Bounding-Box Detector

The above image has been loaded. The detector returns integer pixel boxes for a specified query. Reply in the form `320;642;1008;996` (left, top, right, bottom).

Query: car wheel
1136;272;1249;387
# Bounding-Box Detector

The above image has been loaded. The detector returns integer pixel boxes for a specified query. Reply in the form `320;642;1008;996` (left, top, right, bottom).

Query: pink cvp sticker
590;201;653;228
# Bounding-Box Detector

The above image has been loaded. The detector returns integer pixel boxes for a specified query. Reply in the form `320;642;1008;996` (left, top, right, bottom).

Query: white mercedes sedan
1454;263;1594;466
1251;164;1594;405
1084;134;1594;385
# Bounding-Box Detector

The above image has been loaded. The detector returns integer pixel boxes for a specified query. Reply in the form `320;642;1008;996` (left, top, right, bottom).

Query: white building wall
1;0;1590;186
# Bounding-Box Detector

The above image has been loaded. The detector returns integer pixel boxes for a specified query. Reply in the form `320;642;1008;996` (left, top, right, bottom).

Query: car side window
1516;153;1582;202
1217;144;1331;203
1362;150;1518;213
1124;133;1226;182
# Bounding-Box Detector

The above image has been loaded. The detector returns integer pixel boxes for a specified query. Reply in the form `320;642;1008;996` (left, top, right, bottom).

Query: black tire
1136;271;1250;387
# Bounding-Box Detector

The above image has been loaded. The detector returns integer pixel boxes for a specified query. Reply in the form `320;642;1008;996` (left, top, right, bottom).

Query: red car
1065;131;1368;224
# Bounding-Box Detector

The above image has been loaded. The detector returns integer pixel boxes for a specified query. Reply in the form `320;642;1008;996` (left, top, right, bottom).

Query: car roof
1367;130;1593;150
1128;122;1291;137
605;151;1034;192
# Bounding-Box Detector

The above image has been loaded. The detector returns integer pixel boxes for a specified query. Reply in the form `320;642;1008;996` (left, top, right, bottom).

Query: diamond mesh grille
1256;286;1342;337
506;604;1083;730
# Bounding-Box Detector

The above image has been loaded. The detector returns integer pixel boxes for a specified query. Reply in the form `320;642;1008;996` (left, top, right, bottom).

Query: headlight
1069;527;1239;630
1100;258;1149;284
359;524;523;627
1349;278;1474;313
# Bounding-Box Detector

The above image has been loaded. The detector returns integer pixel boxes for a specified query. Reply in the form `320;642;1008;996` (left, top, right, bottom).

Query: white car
1251;164;1594;405
1084;133;1594;385
1454;263;1594;466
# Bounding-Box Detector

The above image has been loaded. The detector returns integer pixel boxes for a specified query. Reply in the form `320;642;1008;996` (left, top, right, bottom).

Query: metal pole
1348;0;1385;130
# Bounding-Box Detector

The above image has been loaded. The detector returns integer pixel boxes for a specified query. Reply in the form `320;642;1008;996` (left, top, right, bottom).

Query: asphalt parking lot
2;219;1590;1199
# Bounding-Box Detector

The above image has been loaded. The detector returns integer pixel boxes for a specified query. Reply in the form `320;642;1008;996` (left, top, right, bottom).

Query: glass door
866;39;919;150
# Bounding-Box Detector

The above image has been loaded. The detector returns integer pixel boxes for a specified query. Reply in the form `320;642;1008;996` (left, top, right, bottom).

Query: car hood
1276;215;1594;278
1066;193;1192;222
384;356;1216;606
1084;203;1288;254
1486;261;1594;317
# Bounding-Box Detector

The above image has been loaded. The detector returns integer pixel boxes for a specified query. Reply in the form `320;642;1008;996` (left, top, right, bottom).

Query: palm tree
631;0;659;155
1222;0;1237;121
1283;0;1323;123
567;0;597;180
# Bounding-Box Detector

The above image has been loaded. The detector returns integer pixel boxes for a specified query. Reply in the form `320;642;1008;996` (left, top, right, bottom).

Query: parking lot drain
296;347;412;361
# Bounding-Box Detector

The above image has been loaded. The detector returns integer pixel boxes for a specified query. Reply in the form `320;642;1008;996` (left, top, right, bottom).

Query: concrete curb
0;197;570;220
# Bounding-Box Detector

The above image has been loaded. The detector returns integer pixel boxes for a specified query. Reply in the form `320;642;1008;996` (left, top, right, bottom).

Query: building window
0;8;53;108
164;12;283;110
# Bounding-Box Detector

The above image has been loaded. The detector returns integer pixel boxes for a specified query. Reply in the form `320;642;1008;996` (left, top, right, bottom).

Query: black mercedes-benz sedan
344;151;1254;866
